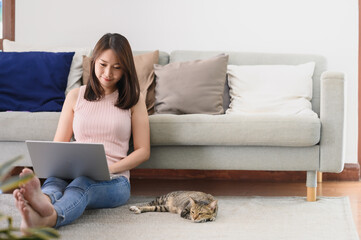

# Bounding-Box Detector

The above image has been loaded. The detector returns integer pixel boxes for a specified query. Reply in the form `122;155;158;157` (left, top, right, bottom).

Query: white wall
15;0;358;163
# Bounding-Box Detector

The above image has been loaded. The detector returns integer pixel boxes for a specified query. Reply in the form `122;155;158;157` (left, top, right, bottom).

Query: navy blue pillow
0;51;75;112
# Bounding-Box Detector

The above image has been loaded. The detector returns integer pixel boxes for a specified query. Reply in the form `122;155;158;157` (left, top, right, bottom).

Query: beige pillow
82;50;159;115
82;56;92;85
133;51;159;115
154;54;229;114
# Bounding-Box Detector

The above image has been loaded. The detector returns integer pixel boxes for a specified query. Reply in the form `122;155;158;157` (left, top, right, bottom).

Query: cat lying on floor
129;191;218;223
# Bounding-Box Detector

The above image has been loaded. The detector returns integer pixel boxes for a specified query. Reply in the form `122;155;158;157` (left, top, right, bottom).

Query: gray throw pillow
154;54;229;114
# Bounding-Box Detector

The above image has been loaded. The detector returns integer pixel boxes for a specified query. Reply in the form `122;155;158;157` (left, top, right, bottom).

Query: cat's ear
189;197;196;206
208;200;218;210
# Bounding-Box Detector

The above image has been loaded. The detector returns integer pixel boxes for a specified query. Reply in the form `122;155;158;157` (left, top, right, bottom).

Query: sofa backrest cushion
154;54;229;114
170;51;327;115
0;51;74;112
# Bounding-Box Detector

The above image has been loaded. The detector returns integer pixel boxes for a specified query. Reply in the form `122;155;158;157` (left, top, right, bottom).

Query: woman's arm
109;94;150;174
53;88;79;142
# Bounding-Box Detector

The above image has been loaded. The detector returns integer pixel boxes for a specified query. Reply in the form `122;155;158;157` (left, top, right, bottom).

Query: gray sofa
0;51;345;202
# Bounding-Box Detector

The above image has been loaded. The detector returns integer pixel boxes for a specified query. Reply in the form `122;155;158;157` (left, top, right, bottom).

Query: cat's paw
129;206;142;214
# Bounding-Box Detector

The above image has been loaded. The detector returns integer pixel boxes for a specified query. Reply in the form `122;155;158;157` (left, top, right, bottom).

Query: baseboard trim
323;163;360;181
131;163;360;182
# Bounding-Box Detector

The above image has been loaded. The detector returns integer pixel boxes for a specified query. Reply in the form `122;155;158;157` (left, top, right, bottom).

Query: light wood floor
130;179;361;236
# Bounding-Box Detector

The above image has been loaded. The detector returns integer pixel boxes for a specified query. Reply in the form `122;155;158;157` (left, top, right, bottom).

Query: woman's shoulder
66;87;82;107
67;87;81;99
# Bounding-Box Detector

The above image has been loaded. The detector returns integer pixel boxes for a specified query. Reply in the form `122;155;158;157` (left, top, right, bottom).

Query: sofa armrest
319;71;346;172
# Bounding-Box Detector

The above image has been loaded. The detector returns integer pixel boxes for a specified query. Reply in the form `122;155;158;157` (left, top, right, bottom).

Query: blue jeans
41;176;130;228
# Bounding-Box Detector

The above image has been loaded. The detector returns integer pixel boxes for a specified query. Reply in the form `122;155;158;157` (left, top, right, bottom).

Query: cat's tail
129;205;169;214
129;193;173;214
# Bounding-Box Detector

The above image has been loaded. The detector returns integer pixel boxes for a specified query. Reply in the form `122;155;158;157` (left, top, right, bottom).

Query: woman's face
94;49;123;93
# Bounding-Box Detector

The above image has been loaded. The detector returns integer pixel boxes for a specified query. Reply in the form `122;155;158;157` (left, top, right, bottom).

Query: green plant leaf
0;213;8;222
0;226;60;240
26;227;60;239
0;155;23;181
0;174;34;192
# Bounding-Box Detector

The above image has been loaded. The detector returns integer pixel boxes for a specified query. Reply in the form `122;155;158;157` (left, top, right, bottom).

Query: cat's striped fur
129;191;218;223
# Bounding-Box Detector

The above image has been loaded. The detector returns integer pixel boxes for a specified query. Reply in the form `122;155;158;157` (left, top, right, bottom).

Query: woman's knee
67;176;95;191
43;177;68;186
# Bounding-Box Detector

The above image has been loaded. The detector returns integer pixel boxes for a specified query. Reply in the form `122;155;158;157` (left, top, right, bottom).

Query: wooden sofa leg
307;187;317;202
317;172;323;183
306;171;317;202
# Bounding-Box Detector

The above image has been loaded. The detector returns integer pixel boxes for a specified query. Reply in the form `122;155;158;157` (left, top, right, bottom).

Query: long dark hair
85;33;140;109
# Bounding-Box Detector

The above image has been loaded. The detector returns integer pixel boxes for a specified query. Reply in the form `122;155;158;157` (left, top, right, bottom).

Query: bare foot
19;168;53;217
13;189;24;212
17;193;57;234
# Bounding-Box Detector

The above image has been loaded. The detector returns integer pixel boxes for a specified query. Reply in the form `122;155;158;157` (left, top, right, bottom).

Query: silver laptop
26;140;111;181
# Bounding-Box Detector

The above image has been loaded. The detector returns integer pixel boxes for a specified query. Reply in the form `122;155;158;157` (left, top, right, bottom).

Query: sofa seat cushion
149;114;320;147
0;112;60;141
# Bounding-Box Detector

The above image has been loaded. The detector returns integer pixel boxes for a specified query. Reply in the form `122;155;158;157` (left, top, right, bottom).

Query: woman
13;33;150;230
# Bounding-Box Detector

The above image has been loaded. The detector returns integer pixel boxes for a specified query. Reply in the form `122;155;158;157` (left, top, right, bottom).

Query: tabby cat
129;191;218;223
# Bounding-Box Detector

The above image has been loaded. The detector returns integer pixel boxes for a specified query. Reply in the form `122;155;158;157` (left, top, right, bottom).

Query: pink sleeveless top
73;86;131;180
